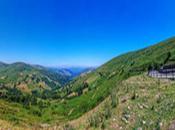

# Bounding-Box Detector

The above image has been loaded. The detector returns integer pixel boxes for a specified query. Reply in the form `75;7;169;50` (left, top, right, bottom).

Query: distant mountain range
0;62;8;68
0;37;175;129
48;66;95;79
0;62;95;92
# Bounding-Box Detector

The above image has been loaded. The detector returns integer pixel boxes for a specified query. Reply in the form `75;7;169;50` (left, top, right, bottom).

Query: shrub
63;123;75;130
104;102;112;119
110;91;118;108
32;108;42;117
88;113;101;128
101;120;106;129
87;102;112;128
131;90;138;100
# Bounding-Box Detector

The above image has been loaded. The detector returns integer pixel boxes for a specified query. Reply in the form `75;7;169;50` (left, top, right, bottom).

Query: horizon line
0;60;100;68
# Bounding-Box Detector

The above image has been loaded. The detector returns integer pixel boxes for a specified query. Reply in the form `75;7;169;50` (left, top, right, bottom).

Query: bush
131;90;139;100
87;102;112;128
101;120;106;130
63;123;75;130
110;91;118;108
88;113;100;128
104;102;112;119
32;108;42;117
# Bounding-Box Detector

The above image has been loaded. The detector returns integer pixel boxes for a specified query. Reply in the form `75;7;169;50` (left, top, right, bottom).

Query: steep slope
0;37;175;129
67;74;175;130
58;37;175;121
56;37;175;130
66;37;175;96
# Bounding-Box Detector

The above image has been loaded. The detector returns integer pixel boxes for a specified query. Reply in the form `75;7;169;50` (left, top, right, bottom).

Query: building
148;64;175;79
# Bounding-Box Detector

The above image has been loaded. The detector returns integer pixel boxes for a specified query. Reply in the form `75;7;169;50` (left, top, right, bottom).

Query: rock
121;117;128;124
155;109;158;112
128;106;131;110
138;104;143;109
137;127;143;130
124;114;130;120
40;124;50;128
121;98;127;103
159;122;163;127
143;104;149;109
142;120;146;125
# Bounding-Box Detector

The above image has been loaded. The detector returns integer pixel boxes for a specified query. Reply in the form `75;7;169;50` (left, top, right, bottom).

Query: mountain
0;37;175;129
48;67;95;79
65;37;175;98
0;62;8;68
0;62;71;92
67;67;95;77
57;37;175;129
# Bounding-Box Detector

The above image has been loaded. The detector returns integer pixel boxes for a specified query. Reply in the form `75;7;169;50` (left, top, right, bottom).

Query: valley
0;37;175;130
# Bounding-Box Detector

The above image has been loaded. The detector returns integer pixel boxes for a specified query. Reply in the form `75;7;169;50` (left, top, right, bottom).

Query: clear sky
0;0;175;67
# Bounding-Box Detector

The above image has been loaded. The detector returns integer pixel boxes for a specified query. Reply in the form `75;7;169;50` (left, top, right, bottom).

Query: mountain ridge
0;62;95;92
0;37;175;129
0;62;70;92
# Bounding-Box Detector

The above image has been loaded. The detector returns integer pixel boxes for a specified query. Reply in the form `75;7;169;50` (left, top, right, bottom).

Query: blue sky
0;0;175;67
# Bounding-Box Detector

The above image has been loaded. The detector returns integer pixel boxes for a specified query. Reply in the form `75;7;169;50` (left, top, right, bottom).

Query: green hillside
0;37;175;129
69;74;175;130
0;62;72;106
60;37;175;130
0;62;71;92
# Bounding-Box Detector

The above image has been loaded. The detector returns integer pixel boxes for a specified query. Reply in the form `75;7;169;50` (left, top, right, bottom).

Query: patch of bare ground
169;121;175;130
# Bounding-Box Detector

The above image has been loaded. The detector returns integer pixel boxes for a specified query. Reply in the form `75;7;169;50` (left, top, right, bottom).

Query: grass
0;37;175;129
60;37;175;120
65;74;175;130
